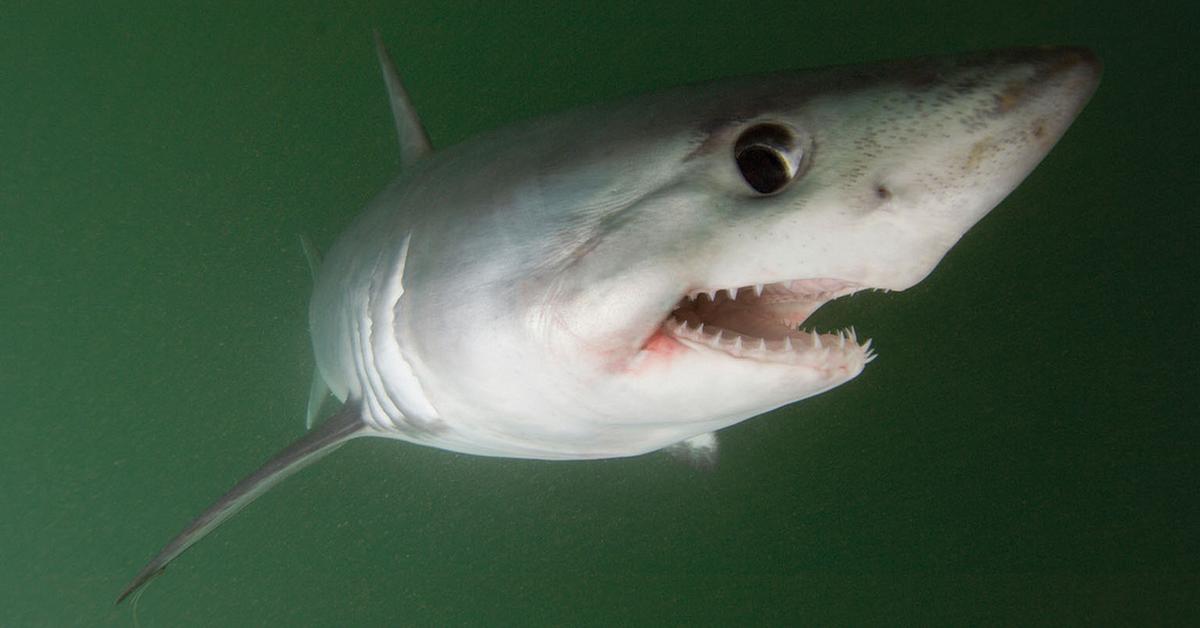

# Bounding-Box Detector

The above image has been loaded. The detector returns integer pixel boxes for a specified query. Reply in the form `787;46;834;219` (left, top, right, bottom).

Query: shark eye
734;123;802;195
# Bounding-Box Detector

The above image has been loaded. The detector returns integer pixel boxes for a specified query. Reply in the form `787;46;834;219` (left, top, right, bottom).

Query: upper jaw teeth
686;286;758;301
683;279;873;305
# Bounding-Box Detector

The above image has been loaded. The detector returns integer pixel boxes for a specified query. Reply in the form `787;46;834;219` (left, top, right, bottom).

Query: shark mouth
661;278;878;368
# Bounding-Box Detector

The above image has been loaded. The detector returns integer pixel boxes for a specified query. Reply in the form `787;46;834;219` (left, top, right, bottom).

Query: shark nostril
875;185;892;200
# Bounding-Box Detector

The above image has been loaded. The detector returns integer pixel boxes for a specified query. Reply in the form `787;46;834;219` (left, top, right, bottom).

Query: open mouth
662;278;878;368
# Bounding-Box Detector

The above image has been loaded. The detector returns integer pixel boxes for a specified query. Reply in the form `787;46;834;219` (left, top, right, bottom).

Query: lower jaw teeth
665;316;874;363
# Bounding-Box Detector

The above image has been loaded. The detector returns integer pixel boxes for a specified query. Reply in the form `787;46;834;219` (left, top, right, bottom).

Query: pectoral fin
116;404;367;604
305;367;331;429
299;234;332;429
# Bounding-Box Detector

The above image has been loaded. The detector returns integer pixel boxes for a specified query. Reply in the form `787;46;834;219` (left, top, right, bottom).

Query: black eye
734;123;803;195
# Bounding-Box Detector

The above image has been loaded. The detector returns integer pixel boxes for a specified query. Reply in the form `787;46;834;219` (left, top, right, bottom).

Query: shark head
325;46;1100;459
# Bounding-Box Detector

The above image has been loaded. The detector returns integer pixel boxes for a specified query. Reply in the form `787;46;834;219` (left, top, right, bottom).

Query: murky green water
2;2;1195;625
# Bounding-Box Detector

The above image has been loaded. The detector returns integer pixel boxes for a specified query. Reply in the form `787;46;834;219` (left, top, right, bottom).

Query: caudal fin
116;404;367;604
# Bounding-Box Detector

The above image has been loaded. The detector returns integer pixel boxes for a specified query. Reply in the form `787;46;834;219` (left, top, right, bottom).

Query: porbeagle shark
118;37;1100;601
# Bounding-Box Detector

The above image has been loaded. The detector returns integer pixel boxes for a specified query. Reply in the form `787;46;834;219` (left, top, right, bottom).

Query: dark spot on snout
994;81;1027;113
875;185;892;200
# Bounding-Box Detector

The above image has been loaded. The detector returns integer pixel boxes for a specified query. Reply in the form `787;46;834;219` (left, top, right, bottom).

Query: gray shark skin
118;42;1100;602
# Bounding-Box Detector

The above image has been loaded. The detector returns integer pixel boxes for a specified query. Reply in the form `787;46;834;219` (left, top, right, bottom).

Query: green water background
2;1;1195;625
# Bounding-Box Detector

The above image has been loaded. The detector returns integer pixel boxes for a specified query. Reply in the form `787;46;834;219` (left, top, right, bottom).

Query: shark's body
119;41;1100;601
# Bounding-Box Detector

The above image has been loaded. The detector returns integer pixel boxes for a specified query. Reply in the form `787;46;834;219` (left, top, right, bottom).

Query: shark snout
1032;45;1102;84
997;46;1102;122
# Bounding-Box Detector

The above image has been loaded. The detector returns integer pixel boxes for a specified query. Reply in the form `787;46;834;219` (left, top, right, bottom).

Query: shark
117;37;1101;602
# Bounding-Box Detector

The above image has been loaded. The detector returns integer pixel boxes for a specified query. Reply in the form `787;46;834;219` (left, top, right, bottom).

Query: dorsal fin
373;30;432;166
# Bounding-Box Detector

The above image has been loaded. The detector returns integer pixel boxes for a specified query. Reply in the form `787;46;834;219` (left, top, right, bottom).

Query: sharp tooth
838;331;846;349
756;338;767;352
810;330;821;348
861;338;873;352
849;326;858;343
865;351;878;363
754;283;764;297
707;289;718;301
675;319;688;334
709;330;723;347
727;288;737;301
732;335;743;351
783;336;794;352
696;322;705;335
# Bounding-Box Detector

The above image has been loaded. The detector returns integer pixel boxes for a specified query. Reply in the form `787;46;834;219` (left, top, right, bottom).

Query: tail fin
116;404;367;604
